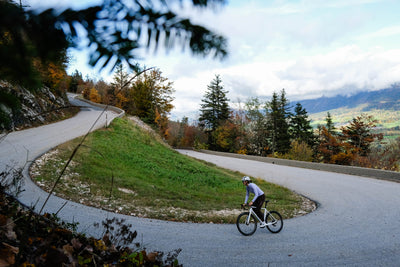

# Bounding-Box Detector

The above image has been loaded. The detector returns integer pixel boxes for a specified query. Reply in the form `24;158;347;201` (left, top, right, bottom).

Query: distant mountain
297;86;400;114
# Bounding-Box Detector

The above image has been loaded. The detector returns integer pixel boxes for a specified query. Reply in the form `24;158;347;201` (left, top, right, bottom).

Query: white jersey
245;183;264;203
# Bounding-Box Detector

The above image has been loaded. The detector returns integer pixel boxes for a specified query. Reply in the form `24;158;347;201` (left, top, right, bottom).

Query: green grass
31;117;311;223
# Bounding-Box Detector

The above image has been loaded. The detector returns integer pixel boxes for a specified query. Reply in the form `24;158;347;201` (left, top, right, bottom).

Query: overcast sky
26;0;400;120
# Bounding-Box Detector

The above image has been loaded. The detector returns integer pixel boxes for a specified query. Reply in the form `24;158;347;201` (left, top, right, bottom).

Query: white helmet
242;176;251;182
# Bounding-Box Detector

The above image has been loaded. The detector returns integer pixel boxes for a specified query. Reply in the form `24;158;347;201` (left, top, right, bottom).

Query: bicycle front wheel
266;211;283;233
236;212;257;236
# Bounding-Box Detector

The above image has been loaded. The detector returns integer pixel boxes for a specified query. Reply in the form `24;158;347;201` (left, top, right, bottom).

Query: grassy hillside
31;117;313;223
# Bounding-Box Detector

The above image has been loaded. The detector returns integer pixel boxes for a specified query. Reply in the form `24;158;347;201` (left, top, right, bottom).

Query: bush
281;140;314;162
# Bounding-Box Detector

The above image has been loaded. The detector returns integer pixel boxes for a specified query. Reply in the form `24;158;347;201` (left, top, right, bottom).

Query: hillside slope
30;117;313;223
295;86;400;138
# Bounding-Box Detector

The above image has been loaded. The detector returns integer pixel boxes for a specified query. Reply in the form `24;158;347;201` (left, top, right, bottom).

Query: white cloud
357;25;400;40
31;0;400;119
169;44;400;118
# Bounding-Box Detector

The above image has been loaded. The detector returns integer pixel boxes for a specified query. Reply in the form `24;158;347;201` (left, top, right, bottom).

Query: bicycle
236;200;283;236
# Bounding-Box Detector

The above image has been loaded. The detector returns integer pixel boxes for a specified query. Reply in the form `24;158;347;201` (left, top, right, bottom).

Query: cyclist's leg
253;194;265;221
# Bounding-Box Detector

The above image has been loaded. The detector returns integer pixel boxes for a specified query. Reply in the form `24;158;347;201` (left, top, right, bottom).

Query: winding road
1;96;400;266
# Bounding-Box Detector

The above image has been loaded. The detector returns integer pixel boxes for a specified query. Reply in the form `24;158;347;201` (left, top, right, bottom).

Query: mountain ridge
297;85;400;114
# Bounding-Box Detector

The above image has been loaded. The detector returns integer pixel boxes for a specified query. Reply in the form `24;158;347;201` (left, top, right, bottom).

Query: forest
59;70;400;172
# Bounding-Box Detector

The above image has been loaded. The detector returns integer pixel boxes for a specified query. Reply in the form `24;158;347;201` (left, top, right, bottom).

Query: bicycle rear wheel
236;212;257;236
266;211;283;233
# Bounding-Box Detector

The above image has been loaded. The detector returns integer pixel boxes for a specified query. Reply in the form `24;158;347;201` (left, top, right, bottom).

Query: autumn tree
244;97;269;155
89;88;102;103
1;0;227;131
130;69;175;134
95;80;111;103
180;119;207;148
214;119;242;152
110;64;131;109
199;74;230;150
318;126;351;163
284;140;314;162
341;114;383;157
358;138;400;171
1;0;227;88
166;117;207;148
34;55;69;95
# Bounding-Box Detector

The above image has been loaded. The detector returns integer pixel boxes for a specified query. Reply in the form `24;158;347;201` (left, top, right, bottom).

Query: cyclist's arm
244;187;250;204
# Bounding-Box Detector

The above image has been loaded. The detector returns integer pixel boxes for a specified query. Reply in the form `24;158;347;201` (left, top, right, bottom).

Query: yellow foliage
283;140;314;162
89;88;101;103
115;92;128;109
93;239;107;251
237;148;247;155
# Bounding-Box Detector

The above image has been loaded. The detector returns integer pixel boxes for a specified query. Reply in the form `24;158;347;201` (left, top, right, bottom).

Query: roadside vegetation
309;105;400;140
0;170;181;266
31;117;314;223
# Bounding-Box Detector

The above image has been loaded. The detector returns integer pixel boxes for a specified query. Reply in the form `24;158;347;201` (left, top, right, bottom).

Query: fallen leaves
0;189;182;266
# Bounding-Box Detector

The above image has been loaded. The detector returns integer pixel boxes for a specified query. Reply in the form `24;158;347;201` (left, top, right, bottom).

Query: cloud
356;25;400;40
29;0;399;120
170;44;400;119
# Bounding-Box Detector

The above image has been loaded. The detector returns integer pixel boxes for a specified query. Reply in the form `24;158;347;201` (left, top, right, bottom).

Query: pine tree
199;74;230;149
326;112;336;134
111;64;131;91
266;89;291;154
290;102;315;146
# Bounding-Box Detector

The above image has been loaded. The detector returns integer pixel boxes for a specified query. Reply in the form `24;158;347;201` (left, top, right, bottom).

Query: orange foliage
46;62;66;89
214;120;242;152
155;108;169;139
115;92;128;109
180;125;197;147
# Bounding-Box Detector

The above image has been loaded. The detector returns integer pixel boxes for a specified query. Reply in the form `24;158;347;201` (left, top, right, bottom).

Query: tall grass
31;117;310;223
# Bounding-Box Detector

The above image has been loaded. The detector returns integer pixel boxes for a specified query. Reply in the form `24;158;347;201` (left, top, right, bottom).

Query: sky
25;0;400;120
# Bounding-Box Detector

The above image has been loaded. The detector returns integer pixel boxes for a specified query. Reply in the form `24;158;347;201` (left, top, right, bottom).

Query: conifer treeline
166;75;393;169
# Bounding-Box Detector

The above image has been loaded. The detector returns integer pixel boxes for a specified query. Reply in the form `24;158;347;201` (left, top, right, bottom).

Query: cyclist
242;176;267;227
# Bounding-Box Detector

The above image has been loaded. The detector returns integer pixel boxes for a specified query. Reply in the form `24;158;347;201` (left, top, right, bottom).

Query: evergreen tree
266;89;291;154
326;112;336;134
199;74;230;149
111;64;131;91
69;70;83;93
290;102;315;146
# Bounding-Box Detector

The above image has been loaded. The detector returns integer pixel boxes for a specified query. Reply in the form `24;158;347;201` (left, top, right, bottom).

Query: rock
0;81;69;132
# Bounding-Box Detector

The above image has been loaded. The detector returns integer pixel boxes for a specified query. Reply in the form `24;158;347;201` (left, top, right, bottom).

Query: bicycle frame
237;201;283;235
247;206;277;226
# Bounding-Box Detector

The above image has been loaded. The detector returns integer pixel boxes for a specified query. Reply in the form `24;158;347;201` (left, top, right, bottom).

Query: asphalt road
1;96;400;266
